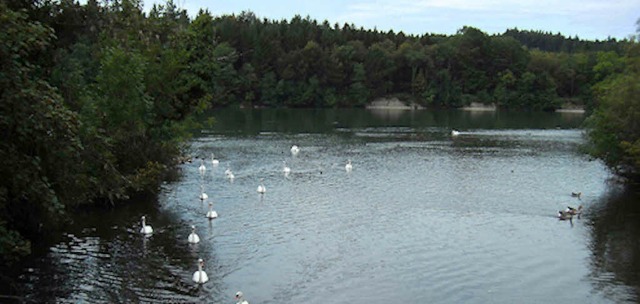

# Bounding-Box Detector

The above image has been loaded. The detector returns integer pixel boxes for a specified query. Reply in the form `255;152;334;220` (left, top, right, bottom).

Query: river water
8;108;640;303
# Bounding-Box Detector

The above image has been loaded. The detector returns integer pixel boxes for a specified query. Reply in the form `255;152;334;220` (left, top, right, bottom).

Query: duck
283;161;291;175
206;202;218;219
235;291;249;304
290;145;300;155
198;160;206;176
192;258;209;284
557;210;574;221
188;225;200;244
140;216;153;235
345;159;353;172
257;178;266;194
451;129;461;136
211;153;219;166
571;192;582;199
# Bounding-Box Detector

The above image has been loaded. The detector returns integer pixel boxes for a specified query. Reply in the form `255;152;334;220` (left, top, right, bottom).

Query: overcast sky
145;0;639;41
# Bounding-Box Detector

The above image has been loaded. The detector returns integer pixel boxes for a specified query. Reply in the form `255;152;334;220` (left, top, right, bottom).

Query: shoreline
365;98;585;113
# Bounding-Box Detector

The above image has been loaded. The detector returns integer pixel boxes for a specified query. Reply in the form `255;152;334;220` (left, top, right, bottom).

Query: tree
0;3;84;263
586;44;640;180
364;39;396;98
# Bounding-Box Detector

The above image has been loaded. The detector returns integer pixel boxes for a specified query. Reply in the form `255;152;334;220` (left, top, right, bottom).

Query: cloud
335;0;638;38
341;0;637;21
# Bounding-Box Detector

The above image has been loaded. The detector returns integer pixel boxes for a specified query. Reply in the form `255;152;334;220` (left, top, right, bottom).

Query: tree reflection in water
588;183;640;302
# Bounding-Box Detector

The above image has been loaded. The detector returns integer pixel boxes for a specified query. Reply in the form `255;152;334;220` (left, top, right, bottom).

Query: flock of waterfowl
453;129;585;222
138;151;254;303
558;192;584;221
138;130;582;300
137;145;351;302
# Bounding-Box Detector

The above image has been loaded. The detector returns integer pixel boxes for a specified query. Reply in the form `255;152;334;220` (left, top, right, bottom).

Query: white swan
290;145;300;155
188;225;200;244
199;185;208;201
211;153;219;166
235;291;249;304
140;216;153;235
192;258;209;284
257;178;266;194
225;168;235;180
198;160;206;176
345;159;353;172
451;129;460;136
206;202;218;219
283;161;291;174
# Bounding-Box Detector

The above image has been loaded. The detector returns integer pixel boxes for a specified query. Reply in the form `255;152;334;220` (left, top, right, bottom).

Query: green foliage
95;47;152;132
586;46;640;180
0;3;85;263
0;0;203;265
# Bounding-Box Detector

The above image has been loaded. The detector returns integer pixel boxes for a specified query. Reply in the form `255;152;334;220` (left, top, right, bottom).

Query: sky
145;0;639;41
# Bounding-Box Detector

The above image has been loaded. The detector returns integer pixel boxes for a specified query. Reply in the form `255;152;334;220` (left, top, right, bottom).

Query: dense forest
0;0;638;266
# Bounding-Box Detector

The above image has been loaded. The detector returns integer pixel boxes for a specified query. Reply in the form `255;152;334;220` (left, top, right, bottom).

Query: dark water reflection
207;108;586;135
587;185;640;302
5;108;640;303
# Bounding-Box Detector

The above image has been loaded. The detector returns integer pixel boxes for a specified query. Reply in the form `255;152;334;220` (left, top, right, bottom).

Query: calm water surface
10;108;640;303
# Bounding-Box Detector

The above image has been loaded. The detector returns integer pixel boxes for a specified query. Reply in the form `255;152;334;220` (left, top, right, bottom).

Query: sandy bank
366;98;424;110
555;109;586;114
461;102;497;111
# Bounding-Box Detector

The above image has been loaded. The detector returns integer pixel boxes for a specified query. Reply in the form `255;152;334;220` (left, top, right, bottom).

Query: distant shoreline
366;98;585;113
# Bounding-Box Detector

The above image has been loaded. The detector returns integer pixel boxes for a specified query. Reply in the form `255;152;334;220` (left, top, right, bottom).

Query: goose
283;161;291;174
140;216;153;235
188;225;200;244
566;205;583;216
206;202;218;219
345;159;353;172
235;291;249;304
211;153;220;166
257;178;266;194
198;160;206;176
290;145;300;155
571;192;582;199
178;155;193;164
451;129;461;136
192;258;209;284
